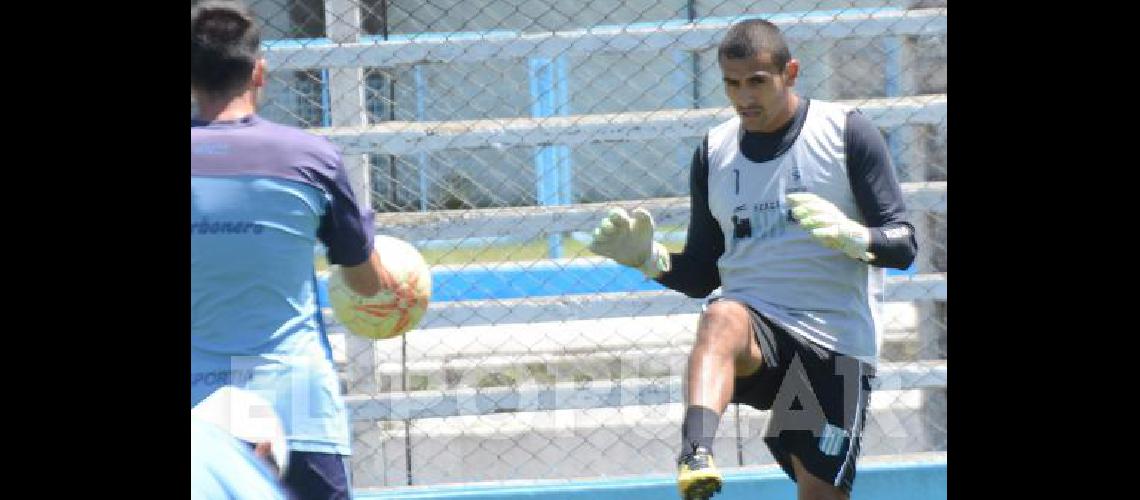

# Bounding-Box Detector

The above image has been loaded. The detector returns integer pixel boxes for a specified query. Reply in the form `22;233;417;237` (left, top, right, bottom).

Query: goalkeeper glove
786;192;876;262
587;207;671;278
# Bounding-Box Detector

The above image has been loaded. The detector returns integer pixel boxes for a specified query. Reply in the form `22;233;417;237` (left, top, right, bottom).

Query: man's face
719;52;799;133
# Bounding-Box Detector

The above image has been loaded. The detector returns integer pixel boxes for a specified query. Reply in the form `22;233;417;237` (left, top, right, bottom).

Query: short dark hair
191;0;261;96
717;19;791;69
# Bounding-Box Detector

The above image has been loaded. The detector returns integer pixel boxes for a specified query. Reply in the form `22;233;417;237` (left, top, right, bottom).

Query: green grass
423;237;685;266
316;233;686;269
420;238;592;266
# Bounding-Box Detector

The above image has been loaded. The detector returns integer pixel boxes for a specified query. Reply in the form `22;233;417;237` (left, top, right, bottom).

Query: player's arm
785;110;917;268
656;137;724;297
843;110;918;270
587;137;724;298
340;251;387;297
314;152;393;297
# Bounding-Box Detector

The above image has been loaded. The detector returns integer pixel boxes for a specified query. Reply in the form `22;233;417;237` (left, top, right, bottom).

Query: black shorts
723;300;875;494
243;446;353;500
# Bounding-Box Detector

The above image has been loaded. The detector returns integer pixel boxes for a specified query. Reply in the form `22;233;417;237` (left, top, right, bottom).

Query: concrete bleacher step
344;399;942;487
340;360;945;421
327;301;921;370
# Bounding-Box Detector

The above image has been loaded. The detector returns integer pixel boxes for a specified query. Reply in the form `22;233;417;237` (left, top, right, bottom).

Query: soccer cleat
677;444;723;500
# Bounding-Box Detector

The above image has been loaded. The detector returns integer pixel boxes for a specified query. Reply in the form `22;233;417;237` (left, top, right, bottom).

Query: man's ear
784;58;799;86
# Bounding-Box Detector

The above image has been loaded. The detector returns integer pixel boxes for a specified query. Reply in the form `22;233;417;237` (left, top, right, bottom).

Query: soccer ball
327;235;432;340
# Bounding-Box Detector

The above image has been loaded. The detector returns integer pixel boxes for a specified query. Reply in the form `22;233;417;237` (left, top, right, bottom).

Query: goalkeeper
588;19;917;500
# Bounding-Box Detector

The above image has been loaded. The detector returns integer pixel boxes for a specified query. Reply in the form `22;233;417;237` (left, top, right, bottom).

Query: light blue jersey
191;115;374;455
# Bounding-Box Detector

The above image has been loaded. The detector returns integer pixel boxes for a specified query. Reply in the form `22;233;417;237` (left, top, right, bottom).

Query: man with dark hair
191;1;392;498
588;19;917;500
191;0;263;99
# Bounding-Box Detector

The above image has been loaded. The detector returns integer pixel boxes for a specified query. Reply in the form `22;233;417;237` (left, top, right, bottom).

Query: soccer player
588;19;917;500
191;1;391;498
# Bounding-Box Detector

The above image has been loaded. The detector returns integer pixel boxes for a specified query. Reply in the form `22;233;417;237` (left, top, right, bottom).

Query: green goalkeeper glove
786;192;876;262
587;207;671;278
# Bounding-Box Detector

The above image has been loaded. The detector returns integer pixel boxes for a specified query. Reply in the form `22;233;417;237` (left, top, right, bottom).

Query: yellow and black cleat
677;445;722;500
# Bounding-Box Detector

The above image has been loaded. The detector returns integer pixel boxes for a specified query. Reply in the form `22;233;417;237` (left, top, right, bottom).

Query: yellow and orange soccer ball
326;235;432;340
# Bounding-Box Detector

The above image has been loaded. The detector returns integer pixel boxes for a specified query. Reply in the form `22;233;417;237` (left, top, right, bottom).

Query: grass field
316;233;686;270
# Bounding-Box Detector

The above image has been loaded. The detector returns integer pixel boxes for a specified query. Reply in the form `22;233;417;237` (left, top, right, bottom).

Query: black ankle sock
681;405;721;452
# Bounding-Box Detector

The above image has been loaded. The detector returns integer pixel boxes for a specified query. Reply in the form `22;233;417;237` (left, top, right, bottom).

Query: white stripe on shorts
834;363;865;486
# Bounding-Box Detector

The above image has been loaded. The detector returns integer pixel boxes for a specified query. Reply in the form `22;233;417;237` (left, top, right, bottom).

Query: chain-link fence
204;0;947;490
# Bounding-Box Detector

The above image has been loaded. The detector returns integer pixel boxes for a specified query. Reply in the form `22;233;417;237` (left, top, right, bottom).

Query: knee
696;301;752;348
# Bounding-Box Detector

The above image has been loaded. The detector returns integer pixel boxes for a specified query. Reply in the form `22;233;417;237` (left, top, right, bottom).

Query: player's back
191;115;333;359
191;115;358;455
191;115;342;359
